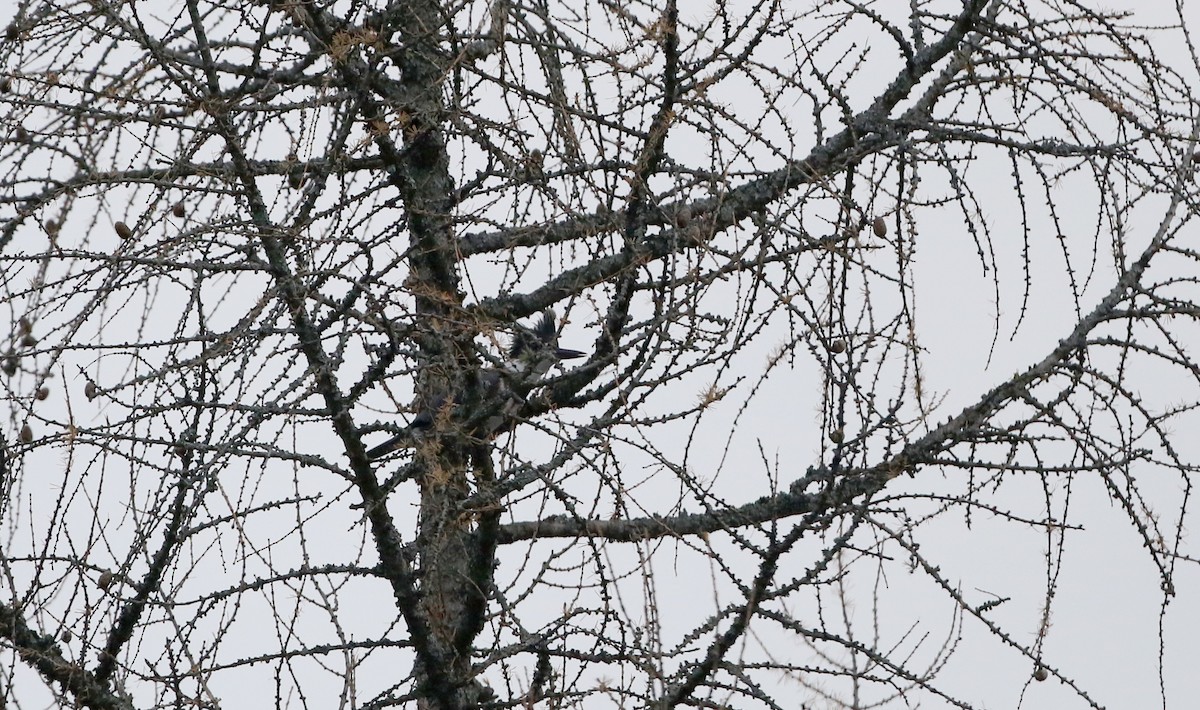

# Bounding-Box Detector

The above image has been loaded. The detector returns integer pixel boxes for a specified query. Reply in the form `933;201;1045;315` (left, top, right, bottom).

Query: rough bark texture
0;1;1197;708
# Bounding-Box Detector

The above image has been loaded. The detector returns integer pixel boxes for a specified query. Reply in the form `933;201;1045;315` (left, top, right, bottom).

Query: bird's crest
532;309;557;343
508;309;557;360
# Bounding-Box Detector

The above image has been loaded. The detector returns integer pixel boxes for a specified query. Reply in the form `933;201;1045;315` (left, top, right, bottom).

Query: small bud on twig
674;205;692;228
872;216;887;237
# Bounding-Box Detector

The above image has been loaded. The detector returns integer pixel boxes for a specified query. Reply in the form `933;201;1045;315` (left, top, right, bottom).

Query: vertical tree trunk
386;3;486;705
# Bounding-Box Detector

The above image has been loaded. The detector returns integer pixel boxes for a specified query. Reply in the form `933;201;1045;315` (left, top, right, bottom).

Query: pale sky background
1;1;1199;708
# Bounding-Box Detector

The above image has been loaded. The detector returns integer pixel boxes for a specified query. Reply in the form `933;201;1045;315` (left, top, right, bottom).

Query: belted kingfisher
366;310;583;459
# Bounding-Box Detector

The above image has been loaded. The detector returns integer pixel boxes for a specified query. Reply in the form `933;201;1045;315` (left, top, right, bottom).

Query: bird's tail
366;433;410;459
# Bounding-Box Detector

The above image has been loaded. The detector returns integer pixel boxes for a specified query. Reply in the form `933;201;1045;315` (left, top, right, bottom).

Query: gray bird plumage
366;310;582;459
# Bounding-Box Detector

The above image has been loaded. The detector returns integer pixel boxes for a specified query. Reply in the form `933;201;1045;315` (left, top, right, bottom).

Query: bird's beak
555;347;585;360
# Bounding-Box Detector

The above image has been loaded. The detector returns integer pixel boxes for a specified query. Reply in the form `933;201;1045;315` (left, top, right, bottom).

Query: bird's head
507;309;584;375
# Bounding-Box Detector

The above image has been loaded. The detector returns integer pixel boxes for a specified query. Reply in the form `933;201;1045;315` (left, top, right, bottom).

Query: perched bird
505;308;585;378
366;310;583;459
